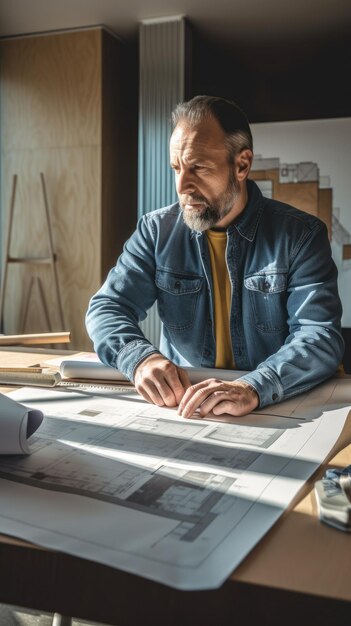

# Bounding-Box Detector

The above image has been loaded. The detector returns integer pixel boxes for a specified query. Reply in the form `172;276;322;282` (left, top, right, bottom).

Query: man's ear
234;149;253;181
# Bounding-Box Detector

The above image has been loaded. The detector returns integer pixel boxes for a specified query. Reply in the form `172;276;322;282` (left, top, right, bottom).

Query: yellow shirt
206;229;235;369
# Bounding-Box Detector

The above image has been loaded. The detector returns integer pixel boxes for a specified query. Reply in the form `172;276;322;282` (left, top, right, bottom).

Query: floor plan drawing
0;381;350;589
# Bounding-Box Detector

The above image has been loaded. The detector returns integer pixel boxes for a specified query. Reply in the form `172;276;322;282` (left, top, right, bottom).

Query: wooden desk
1;348;351;626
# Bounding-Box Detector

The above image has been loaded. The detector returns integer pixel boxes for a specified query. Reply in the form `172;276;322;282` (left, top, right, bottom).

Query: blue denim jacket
86;180;344;408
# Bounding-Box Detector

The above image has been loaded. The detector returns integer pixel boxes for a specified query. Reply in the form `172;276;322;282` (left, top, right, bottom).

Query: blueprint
0;379;350;589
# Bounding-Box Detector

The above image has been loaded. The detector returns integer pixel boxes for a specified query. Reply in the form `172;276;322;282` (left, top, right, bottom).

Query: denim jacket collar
229;179;265;241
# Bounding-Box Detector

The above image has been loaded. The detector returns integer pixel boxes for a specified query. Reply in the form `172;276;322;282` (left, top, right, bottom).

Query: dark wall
191;27;351;123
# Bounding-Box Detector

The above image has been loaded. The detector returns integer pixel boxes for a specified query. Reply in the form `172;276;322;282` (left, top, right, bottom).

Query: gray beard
182;205;225;231
180;174;240;232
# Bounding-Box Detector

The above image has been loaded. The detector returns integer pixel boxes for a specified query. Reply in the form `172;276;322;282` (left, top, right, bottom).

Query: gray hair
171;95;253;162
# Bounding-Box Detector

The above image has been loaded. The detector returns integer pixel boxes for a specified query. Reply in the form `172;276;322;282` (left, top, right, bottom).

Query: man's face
170;116;240;231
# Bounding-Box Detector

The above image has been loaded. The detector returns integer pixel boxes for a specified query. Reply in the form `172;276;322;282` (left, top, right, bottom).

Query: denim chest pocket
155;269;203;331
244;272;288;332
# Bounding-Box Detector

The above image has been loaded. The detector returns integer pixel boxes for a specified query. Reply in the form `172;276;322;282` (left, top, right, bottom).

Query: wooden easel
0;173;66;336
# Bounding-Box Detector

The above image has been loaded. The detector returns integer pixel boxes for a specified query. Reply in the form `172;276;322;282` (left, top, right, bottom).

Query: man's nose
177;169;196;195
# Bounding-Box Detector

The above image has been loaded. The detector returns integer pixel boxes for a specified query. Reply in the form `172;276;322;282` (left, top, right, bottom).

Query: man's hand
177;379;259;419
134;354;191;407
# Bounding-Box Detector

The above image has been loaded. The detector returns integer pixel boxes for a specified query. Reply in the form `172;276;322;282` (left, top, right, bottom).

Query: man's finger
179;385;218;418
156;379;180;407
135;379;165;406
135;355;190;407
197;392;230;417
179;380;259;419
153;366;189;406
178;378;220;414
135;384;161;406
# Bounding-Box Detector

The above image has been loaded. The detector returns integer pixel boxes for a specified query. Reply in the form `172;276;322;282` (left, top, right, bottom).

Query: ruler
58;381;136;393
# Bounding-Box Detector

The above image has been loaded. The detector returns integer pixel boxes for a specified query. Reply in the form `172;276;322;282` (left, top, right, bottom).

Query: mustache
181;193;208;205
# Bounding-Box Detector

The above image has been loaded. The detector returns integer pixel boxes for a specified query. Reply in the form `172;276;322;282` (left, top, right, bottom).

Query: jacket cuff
116;340;160;382
238;367;284;408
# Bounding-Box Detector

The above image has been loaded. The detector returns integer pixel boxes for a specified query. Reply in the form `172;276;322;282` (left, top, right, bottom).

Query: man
86;95;344;419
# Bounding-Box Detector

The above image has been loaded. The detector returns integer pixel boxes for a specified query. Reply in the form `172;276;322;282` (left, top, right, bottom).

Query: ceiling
1;0;351;45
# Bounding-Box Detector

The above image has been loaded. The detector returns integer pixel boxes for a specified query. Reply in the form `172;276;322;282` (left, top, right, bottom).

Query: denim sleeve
239;222;344;407
85;215;161;381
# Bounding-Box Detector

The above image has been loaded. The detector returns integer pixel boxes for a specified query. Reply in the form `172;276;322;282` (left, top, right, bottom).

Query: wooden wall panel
318;188;332;239
250;169;279;183
1;28;138;350
251;173;319;216
249;168;279;196
1;147;101;349
1;29;102;349
250;170;333;235
1;30;101;151
343;244;351;260
274;181;318;215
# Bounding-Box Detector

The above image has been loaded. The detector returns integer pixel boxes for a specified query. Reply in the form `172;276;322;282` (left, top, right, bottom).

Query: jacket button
272;393;278;401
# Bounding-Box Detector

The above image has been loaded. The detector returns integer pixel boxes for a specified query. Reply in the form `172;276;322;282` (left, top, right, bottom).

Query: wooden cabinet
0;28;137;349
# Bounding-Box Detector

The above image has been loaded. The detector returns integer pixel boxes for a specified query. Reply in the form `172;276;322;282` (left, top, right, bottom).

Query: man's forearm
239;325;344;407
